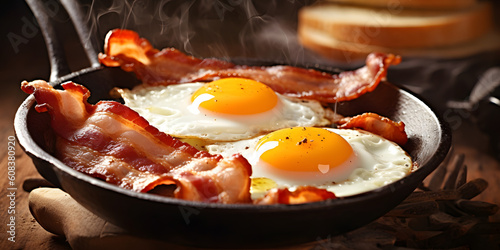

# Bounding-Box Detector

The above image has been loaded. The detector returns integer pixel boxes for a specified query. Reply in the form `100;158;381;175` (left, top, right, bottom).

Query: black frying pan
15;0;451;247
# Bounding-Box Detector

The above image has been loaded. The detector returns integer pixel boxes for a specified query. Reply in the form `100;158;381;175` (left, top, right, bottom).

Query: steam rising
81;0;328;66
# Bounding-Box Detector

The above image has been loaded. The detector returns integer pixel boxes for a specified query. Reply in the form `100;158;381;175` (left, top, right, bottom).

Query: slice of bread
324;0;477;10
298;24;500;63
299;2;493;49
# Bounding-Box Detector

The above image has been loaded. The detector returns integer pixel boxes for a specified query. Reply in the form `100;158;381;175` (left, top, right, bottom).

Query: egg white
205;128;413;198
118;83;332;141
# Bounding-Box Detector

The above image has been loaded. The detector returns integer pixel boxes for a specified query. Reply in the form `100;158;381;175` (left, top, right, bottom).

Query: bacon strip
98;29;234;85
98;29;401;103
21;80;252;204
337;112;408;146
255;187;337;205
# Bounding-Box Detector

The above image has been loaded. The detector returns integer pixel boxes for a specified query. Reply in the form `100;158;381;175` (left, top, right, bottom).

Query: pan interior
15;62;451;247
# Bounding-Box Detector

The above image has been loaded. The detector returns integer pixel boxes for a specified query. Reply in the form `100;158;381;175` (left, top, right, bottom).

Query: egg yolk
190;78;278;115
255;127;354;174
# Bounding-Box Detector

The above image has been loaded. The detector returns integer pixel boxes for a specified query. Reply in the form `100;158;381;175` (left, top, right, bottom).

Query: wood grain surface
0;95;71;249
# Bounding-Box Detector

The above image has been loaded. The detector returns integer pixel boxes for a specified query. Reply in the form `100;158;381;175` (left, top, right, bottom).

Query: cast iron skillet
15;0;451;247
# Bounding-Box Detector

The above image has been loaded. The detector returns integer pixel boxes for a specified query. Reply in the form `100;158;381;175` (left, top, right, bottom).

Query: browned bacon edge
21;80;253;204
337;112;408;146
255;186;337;205
98;29;401;103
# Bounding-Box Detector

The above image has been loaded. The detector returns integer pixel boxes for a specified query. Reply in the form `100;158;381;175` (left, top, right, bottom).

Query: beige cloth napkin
28;188;200;250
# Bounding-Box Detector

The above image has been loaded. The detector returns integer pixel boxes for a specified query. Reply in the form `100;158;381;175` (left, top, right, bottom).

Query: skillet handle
26;0;71;82
26;0;100;82
59;0;101;68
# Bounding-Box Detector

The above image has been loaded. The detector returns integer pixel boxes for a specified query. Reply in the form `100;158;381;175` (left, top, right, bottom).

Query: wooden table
1;2;500;248
0;89;71;249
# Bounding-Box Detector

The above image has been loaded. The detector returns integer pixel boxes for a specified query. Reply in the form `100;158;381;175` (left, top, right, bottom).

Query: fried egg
118;78;332;141
206;127;413;198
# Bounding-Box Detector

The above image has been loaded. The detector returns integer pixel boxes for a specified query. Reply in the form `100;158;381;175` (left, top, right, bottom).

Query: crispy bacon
337;112;408;146
98;29;401;103
255;187;337;205
21;80;252;204
98;29;234;84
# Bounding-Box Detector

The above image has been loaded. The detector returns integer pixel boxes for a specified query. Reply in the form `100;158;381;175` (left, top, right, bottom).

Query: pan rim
14;65;452;211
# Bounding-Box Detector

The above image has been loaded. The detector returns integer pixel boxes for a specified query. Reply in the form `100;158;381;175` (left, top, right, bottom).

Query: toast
299;2;493;48
323;0;477;10
299;25;500;63
298;1;498;62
